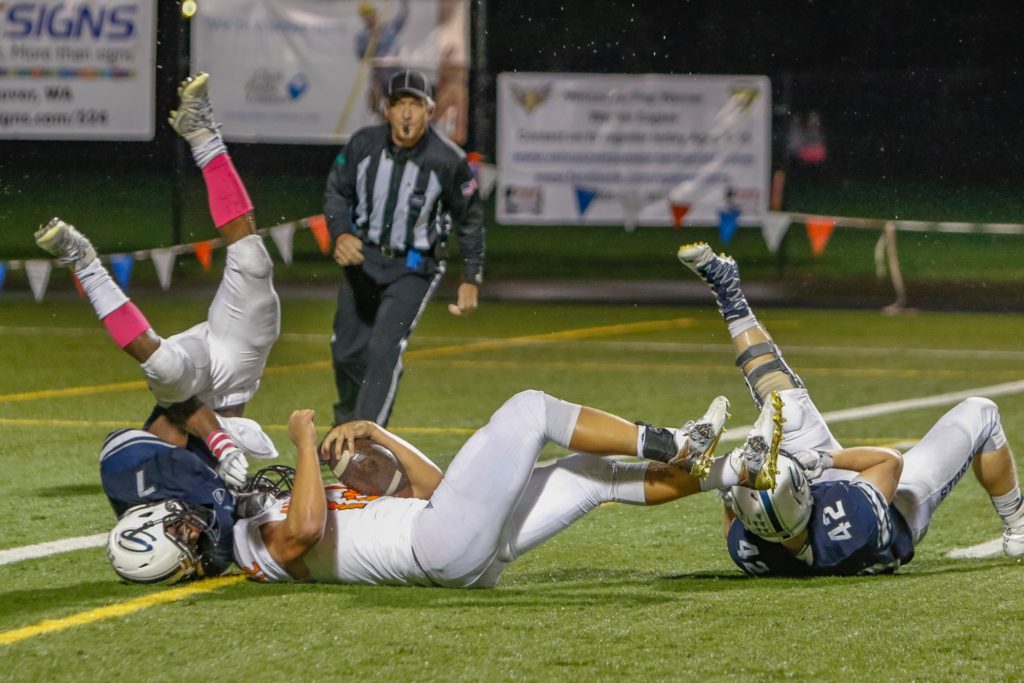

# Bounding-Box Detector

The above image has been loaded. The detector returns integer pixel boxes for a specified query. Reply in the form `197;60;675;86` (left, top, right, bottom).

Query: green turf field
2;294;1023;681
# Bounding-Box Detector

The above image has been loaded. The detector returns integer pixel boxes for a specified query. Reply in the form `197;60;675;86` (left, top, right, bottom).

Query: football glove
216;447;249;490
788;448;833;481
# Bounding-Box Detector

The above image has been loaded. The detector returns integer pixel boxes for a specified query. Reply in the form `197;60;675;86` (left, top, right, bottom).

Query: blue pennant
575;187;598;216
718;208;741;244
110;253;134;289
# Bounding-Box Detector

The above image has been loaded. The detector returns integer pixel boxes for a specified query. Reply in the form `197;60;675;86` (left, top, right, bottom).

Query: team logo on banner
510;83;551;114
729;86;760;114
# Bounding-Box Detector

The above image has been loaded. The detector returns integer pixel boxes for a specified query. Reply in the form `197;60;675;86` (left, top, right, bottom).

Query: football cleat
731;390;785;489
168;72;221;146
670;395;730;478
34;217;97;270
1003;502;1024;559
677;242;750;322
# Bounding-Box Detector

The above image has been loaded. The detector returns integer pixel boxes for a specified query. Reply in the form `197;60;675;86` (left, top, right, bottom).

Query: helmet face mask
235;465;295;519
107;500;211;584
730;454;812;542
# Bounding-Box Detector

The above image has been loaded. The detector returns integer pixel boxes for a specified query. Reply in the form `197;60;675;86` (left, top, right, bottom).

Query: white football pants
140;234;280;410
410;390;649;588
779;389;1005;544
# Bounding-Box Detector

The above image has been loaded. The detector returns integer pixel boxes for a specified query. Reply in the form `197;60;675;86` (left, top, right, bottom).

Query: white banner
497;73;771;225
191;0;469;144
0;0;156;140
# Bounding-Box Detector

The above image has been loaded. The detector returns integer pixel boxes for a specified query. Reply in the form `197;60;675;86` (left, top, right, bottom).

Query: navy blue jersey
727;480;915;577
99;429;235;576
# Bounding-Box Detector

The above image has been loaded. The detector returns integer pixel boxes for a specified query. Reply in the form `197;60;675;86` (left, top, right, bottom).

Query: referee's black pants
330;264;440;427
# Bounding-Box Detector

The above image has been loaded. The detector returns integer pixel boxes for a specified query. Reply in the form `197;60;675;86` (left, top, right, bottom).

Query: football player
38;73;282;582
678;242;1024;575
35;72;281;493
227;389;788;588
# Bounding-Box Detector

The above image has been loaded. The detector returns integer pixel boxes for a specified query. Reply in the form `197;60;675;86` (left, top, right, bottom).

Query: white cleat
670;396;730;478
730;391;785;490
677;242;717;275
168;72;220;146
1003;503;1024;559
34;217;97;270
677;242;750;322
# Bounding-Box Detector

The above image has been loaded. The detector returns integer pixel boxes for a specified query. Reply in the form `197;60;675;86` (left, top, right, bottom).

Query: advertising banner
497;73;771;225
0;0;156;140
191;0;469;144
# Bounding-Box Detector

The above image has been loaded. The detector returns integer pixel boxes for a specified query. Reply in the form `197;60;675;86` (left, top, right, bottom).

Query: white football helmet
106;500;209;584
729;454;812;541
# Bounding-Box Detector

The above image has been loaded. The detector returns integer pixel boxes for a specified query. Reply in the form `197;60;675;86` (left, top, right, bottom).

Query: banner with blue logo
0;0;156;140
497;73;771;225
192;0;469;145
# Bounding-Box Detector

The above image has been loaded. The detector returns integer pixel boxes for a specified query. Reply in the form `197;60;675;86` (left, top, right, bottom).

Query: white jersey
234;484;432;586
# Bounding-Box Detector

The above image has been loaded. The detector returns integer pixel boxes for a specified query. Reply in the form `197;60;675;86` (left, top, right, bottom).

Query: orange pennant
308;214;331;255
71;273;85;297
194;240;214;270
805;217;836;256
669;202;690;227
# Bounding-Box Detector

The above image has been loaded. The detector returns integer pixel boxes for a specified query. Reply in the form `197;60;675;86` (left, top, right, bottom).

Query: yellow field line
0;575;245;647
0;381;149;404
0;318;695;404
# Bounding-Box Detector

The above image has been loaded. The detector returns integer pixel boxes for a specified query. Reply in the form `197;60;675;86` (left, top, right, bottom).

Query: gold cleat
670;396;730;478
740;391;786;490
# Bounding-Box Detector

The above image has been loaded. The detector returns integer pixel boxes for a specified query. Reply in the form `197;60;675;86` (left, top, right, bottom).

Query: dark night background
2;1;1022;225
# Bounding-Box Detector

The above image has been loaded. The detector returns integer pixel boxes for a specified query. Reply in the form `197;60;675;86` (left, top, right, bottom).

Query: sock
205;428;240;461
992;487;1023;523
635;422;676;463
202;153;254;228
76;258;128;319
190;132;227;169
700;453;743;491
75;259;150;347
728;313;759;338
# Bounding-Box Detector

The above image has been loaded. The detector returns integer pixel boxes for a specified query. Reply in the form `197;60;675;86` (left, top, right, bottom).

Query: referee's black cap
386;69;434;104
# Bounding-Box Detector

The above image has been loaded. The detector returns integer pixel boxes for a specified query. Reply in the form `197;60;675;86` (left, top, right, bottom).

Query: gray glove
789;449;833;481
216;447;249;490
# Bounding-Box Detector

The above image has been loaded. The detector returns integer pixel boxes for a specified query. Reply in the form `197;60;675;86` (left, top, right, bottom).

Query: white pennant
270;224;296;265
760;213;792;253
151;248;177;291
478;164;498;200
25;259;53;302
619;191;644;233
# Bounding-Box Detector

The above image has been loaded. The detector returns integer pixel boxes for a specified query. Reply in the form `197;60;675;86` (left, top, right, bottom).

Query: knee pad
227;235;273;279
140;341;192;406
736;341;804;408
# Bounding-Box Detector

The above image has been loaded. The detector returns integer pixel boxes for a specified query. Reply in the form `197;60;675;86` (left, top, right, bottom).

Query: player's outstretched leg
678;242;803;408
170;72;255;245
34;218;158;362
722;390;785;490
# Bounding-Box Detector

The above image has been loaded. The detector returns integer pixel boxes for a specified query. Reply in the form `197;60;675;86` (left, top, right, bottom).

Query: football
325;437;411;497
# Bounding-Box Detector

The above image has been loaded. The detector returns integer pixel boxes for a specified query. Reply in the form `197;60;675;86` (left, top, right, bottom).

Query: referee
324;68;485;427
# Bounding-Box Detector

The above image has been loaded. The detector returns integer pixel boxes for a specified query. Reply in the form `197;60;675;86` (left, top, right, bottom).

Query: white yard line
946;538;1003;559
0;534;107;567
721;379;1024;442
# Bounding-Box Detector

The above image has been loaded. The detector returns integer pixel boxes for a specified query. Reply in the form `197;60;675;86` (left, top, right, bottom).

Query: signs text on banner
191;0;469;145
0;0;156;140
497;73;771;225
